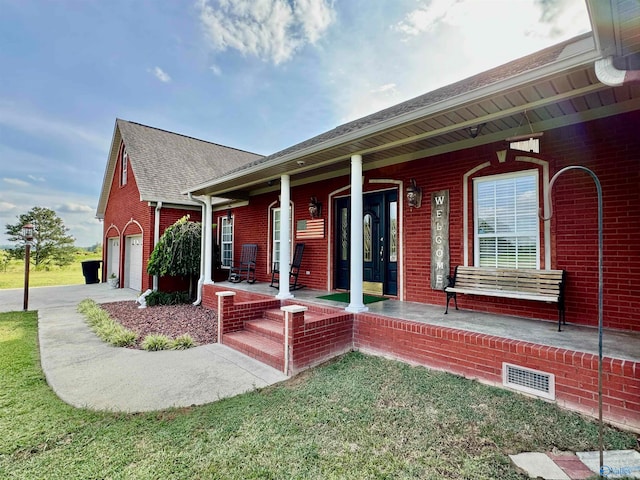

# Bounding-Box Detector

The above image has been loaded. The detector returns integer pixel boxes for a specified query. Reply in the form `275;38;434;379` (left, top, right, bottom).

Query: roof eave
187;36;599;197
95;120;122;218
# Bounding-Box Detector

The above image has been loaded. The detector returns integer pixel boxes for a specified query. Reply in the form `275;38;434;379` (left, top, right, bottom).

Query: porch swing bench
444;266;567;331
270;243;305;290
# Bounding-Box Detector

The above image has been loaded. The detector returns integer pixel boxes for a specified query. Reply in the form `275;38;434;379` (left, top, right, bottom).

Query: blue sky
0;0;591;247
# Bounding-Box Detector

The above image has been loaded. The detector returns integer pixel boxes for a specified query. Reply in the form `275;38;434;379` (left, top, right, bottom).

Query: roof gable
96;120;263;218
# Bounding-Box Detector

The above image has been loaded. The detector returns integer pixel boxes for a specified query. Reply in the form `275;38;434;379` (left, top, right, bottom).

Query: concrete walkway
511;450;640;479
0;284;288;412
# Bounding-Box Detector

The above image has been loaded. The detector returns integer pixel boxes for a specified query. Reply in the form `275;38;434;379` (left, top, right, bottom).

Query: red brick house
96;119;262;292
185;2;640;431
191;31;640;332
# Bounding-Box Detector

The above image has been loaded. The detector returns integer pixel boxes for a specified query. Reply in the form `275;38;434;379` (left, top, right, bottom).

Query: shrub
111;329;138;347
78;299;138;347
145;291;190;307
78;298;101;316
171;334;195;350
141;334;172;351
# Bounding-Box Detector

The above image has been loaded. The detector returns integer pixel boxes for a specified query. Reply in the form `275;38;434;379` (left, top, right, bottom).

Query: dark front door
334;190;398;296
363;193;384;294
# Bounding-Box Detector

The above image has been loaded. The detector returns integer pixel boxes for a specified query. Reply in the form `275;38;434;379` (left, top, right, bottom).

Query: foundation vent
503;363;555;400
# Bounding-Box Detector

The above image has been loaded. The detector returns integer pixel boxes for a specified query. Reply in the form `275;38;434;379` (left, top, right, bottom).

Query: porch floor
212;281;640;363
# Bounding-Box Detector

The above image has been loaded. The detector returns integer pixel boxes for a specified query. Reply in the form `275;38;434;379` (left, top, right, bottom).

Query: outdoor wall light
466;123;485;138
406;179;422;209
308;196;321;219
22;223;34;311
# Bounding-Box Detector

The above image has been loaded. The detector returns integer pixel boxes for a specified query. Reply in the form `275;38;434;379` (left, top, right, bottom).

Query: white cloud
370;83;397;94
0;101;106;153
28;175;45;182
395;0;455;36
199;0;336;65
324;0;590;124
0;201;16;212
395;0;589;42
3;178;30;187
153;66;172;83
210;64;222;76
57;202;94;214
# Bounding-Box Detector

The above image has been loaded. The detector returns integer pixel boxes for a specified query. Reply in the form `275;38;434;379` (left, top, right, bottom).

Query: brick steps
222;305;347;374
223;308;286;371
223;329;284;371
245;318;284;341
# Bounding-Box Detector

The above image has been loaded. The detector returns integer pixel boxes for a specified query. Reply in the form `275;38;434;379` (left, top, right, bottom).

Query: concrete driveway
0;283;288;412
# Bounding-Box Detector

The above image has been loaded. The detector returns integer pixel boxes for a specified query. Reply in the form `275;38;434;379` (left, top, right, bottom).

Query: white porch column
203;195;213;284
346;155;368;313
276;174;294;299
152;201;162;291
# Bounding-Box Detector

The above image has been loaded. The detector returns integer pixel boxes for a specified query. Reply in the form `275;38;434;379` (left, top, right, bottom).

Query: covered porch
203;280;640;433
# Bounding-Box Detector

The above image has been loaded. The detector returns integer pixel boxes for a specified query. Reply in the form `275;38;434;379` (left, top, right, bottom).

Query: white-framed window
270;206;293;269
474;170;539;269
121;150;128;186
272;208;282;267
220;216;233;268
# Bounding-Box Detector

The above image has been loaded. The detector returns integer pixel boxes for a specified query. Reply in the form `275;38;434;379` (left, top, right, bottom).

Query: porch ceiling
188;36;640;200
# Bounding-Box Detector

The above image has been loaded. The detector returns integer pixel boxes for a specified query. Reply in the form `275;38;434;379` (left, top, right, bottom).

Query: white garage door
125;235;143;291
107;238;120;279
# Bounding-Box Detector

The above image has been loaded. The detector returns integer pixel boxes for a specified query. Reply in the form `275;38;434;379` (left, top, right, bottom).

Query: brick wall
155;207;202;293
354;312;640;431
102;144;152;290
199;288;638;430
227;112;639;331
202;284;280;335
102;142;203;292
283;300;353;374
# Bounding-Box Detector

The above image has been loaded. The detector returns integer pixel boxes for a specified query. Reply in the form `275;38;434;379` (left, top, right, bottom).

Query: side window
272;208;281;267
474;170;539;269
121;150;128;186
220;216;233;268
270;205;293;268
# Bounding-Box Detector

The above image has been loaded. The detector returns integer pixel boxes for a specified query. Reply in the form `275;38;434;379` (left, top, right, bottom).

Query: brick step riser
263;309;284;322
223;334;284;371
244;320;284;342
261;307;341;323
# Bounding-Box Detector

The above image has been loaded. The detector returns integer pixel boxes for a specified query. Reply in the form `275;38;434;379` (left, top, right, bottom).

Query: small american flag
296;219;324;239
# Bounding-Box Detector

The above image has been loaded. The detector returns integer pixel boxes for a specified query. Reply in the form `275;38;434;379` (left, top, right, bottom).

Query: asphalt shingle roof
116;119;263;205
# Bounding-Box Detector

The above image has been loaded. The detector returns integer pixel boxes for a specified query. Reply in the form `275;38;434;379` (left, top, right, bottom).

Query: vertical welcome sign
431;190;450;289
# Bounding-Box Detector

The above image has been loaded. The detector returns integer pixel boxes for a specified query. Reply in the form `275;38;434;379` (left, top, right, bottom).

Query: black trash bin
81;260;102;284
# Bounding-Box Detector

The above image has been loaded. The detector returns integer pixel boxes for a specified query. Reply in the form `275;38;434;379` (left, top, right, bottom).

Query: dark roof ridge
116;118;264;157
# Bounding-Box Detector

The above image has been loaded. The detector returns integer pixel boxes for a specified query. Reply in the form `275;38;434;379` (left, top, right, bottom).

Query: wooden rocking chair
228;244;257;284
270;243;305;290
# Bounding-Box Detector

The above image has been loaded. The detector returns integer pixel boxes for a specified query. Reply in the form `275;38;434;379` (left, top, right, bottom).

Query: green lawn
0;311;635;479
0;251;101;289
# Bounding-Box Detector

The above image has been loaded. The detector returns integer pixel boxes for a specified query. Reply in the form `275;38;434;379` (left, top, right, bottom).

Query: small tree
5;206;75;269
147;216;201;298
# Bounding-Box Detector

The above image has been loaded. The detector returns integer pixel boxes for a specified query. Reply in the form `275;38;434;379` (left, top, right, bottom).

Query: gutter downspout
594;56;640;86
188;193;206;306
153;201;163;291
